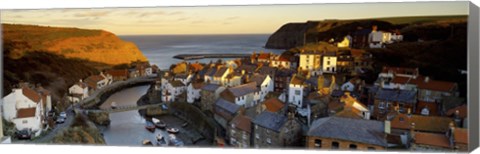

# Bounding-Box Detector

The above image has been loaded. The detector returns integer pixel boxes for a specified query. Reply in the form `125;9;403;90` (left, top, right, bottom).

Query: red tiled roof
454;128;468;144
350;49;365;57
106;69;129;77
414;132;451;148
257;53;270;60
17;108;36;118
290;74;306;85
22;87;41;103
391;113;453;133
85;75;105;88
392;76;457;92
263;98;284;113
190;63;204;72
446;104;467;118
230;115;252;133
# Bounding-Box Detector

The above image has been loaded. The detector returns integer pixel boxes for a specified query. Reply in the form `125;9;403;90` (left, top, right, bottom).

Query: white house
220;82;258;108
85;73;111;91
271;54;291;69
376;66;419;88
2;84;46;137
212;67;232;86
299;50;322;73
288;75;306;108
225;72;242;87
322;51;337;74
68;80;89;103
250;74;274;102
187;82;204;103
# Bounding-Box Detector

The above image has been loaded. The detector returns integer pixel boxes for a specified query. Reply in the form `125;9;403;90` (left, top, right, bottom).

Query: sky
0;1;469;35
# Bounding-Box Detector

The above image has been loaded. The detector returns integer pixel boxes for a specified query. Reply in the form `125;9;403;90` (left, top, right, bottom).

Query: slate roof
375;88;416;104
214;67;229;77
205;68;217;77
250;74;267;87
215;98;241;114
252;111;287;133
331;90;344;97
228;82;258;97
202;84;221;92
307;116;387;147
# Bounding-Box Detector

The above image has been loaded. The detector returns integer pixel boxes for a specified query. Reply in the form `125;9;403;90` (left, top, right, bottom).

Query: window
255;125;258;130
243;133;248;140
266;138;272;144
349;144;357;149
378;102;385;109
314;139;322;147
22;120;28;124
255;133;260;139
231;129;236;135
367;147;376;150
266;130;270;134
326;67;330;71
295;90;301;95
327;61;330;65
330;142;340;149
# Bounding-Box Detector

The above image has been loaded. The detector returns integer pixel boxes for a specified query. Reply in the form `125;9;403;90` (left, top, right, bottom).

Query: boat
166;127;179;134
142;139;153;146
152;118;166;129
145;121;156;133
111;102;117;109
156;134;167;146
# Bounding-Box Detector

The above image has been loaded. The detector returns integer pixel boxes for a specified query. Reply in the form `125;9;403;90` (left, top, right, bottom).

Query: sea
119;34;284;69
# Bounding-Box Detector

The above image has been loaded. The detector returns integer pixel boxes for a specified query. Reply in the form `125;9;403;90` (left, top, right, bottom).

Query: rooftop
17;108;36;118
202;84;222;92
228;82;258;97
390;113;453;133
215;98;241;114
414;132;451;148
252;111;287;133
375;88;416;104
230;115;252;133
307;116;387;147
263;98;285;113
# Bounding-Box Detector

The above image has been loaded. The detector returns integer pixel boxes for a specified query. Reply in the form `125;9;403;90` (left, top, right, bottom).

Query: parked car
56;116;65;124
59;112;67;119
16;129;32;140
161;104;168;110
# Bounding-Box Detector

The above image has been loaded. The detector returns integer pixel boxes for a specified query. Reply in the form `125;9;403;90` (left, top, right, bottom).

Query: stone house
213;98;241;129
252;111;302;148
306;116;387;150
200;84;225;112
227;114;252;148
105;69;129;81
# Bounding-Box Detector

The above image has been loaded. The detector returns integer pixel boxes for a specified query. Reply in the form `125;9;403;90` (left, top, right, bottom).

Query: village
1;25;469;152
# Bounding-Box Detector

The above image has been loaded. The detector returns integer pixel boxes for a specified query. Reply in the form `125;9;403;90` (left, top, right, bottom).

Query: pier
173;53;251;60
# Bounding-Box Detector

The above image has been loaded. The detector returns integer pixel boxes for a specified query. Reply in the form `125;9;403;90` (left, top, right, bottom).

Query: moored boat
152;118;166;129
145;121;156;132
166;127;179;134
142;139;153;145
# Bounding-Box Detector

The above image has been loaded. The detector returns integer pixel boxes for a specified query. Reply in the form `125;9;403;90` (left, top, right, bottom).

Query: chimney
407;108;412;117
80;79;83;83
372;25;378;32
424;76;430;83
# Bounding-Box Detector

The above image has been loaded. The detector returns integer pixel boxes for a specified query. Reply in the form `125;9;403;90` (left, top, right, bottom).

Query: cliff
2;24;147;65
265;15;467;49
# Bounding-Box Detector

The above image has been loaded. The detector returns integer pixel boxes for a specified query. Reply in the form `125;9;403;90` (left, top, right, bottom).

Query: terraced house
252;111;302;148
228;114;252;148
306;117;387;150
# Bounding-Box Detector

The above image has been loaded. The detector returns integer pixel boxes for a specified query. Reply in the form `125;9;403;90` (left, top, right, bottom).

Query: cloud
225;16;240;20
138;11;166;18
176;17;190;21
168;11;183;15
74;11;112;17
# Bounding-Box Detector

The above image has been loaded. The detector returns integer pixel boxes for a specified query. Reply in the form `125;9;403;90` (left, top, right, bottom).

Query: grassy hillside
2;24;148;65
3;51;105;103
